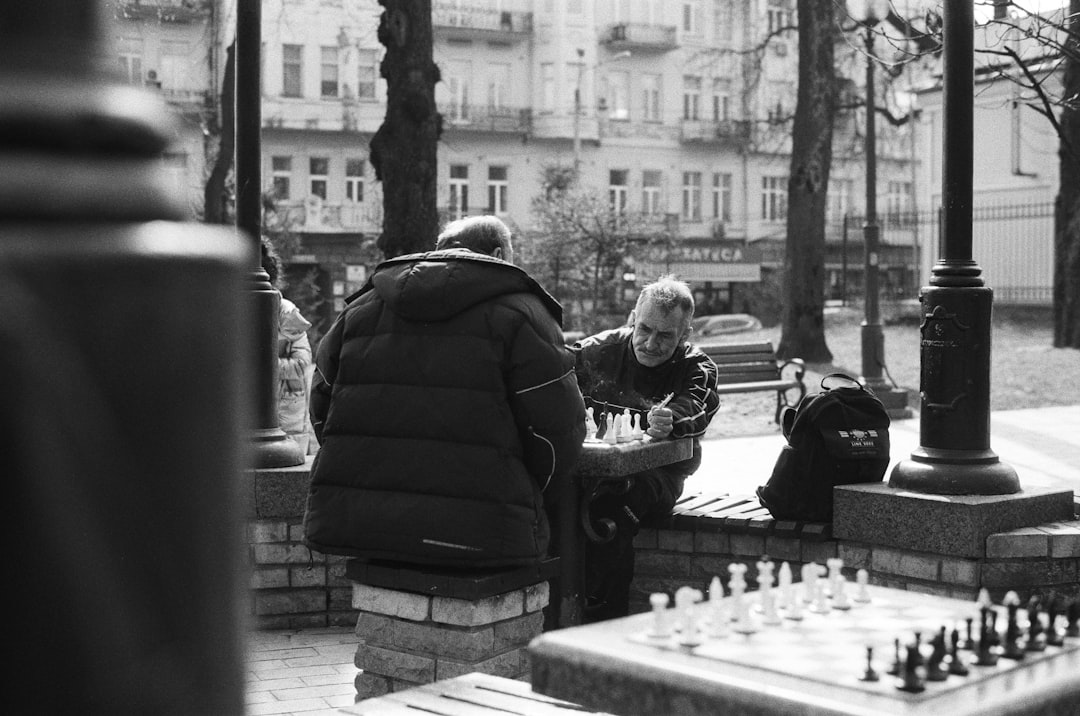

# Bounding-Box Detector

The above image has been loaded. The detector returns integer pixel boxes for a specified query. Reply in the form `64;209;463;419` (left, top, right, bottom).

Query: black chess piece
860;645;880;682
975;607;1000;667
1025;597;1046;652
1066;599;1080;638
897;643;926;693
957;616;974;650
887;637;901;676
1046;596;1065;647
1002;602;1026;660
910;631;925;667
949;627;970;676
925;627;949;682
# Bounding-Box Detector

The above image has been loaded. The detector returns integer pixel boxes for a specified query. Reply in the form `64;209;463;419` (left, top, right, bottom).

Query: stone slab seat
644;490;833;541
694;341;807;423
345;557;561;601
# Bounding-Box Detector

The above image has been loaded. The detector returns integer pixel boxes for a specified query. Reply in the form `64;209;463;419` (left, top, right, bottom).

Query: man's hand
646;407;674;439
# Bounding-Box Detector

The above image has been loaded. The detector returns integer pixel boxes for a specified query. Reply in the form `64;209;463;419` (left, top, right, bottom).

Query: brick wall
243;461;358;629
631;517;1080;614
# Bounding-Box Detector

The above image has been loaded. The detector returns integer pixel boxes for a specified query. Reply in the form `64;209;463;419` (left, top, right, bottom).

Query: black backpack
756;373;891;522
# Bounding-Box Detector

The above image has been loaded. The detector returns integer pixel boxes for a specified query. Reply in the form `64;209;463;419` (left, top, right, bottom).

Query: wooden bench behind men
696;341;806;423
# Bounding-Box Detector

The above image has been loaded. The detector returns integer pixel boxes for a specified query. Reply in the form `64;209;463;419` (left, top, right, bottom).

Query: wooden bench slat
696;340;775;354
709;352;777;365
715;379;800;393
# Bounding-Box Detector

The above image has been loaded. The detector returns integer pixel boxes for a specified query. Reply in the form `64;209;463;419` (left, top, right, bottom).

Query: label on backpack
822;428;889;460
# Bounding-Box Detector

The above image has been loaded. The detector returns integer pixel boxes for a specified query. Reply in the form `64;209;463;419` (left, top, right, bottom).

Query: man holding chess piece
571;276;720;621
304;216;585;567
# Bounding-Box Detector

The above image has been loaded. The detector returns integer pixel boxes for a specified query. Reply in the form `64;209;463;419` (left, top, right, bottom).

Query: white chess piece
854;568;871;603
603;412;618;444
631;412;644;440
757;560;782;625
801;563;817;604
777;561;793;610
810;563;831;614
647;592;670;639
826;558;850;610
616;412;631;443
729;563;756;634
708;576;728;638
585;407;598;441
977;587;993;609
675;586;703;646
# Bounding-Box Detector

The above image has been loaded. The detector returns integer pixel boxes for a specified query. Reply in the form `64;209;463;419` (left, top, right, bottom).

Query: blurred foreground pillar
1;1;247;712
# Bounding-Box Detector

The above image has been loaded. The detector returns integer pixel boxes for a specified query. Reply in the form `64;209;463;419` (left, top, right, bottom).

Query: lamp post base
889;446;1020;495
249;428;307;468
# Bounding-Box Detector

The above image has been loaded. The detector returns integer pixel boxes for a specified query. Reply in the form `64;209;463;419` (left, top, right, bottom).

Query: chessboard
530;563;1080;716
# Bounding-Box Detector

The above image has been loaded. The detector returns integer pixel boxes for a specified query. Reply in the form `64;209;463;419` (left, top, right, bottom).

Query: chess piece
1066;599;1080;638
757;558;781;625
675;586;702;647
854;568;871;603
896;644;926;693
729;563;756;634
776;561;792;610
1025;596;1046;652
957;616;975;651
948;627;970;676
1001;596;1026;660
977;587;993;609
647;592;671;639
585;407;599;441
887;638;901;676
831;569;851;610
616;412;631;443
1046;596;1065;647
603;412;618;444
801;563;817;604
826;558;843;594
925;627;949;681
810;564;830;614
630;412;644;440
708;576;729;638
859;645;879;682
975;607;1000;666
910;631;925;667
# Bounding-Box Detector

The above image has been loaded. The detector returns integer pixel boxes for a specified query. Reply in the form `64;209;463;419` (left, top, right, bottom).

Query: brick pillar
351;579;550;699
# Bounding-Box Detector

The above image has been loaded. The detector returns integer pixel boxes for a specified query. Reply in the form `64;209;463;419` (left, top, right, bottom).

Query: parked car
691;313;763;338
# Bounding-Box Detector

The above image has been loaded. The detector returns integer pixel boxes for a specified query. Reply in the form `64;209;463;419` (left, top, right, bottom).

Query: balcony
679;119;752;147
439;104;532;134
602;23;678;52
433;3;533;42
116;0;210;23
158;88;208;115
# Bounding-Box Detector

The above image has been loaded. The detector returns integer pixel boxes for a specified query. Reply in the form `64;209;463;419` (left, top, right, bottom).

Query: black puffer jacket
304;250;585;567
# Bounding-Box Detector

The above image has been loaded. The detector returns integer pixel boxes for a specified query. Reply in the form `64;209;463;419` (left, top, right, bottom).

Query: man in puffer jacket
304;216;586;567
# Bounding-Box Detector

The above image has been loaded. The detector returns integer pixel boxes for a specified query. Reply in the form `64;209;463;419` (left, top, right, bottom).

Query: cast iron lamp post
850;0;911;418
572;49;630;179
888;0;1019;495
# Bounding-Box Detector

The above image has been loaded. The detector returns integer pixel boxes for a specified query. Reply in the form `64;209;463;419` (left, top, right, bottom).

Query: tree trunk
370;0;440;258
777;0;834;363
1054;0;1080;348
203;40;234;224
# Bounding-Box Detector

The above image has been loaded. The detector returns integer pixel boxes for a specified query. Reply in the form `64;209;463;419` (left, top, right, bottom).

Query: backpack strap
820;373;864;391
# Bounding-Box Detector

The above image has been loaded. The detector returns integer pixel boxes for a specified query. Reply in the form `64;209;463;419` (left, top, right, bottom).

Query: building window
604;71;630;120
540;63;555;113
641;74;661;122
487;63;511;111
682;171;702;222
282;44;303;97
345;159;365;202
762;175;788;222
159;40;189;91
309;157;329;199
443;60;472;122
117;38;143;86
449;164;469;219
715;0;734;44
711;79;731;122
642;171;662;215
712;172;732;223
767;1;790;34
829;178;853;222
682;0;701;34
609;170;629;214
885;181;914;226
320;46;339;98
271;156;292;200
357;49;378;99
683;76;701;121
487;166;508;215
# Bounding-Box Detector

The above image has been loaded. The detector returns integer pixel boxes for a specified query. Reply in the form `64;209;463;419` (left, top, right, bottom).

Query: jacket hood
369;249;563;325
279;297;312;339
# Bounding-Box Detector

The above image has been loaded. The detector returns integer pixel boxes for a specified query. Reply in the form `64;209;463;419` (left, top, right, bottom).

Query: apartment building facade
108;0;920;333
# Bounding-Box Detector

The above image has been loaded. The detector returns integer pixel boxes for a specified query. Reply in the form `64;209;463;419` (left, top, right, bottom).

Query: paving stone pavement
246;628;359;716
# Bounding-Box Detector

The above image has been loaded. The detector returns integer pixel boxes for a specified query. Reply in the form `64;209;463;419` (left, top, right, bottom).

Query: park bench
696;340;807;423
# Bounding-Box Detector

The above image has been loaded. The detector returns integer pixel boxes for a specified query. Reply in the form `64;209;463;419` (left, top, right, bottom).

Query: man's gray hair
637;274;694;321
435;215;514;263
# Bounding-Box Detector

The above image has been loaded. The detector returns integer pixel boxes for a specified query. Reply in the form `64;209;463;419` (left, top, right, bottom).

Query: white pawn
603;412;618;444
585;407;599;441
854;568;871;603
729;564;756;634
647;592;670;639
708;576;729;638
977;587;993;609
801;563;817;604
616;412;631;443
777;561;793;610
826;558;850;610
786;583;804;621
810;563;831;614
631;412;644;440
675;586;703;646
